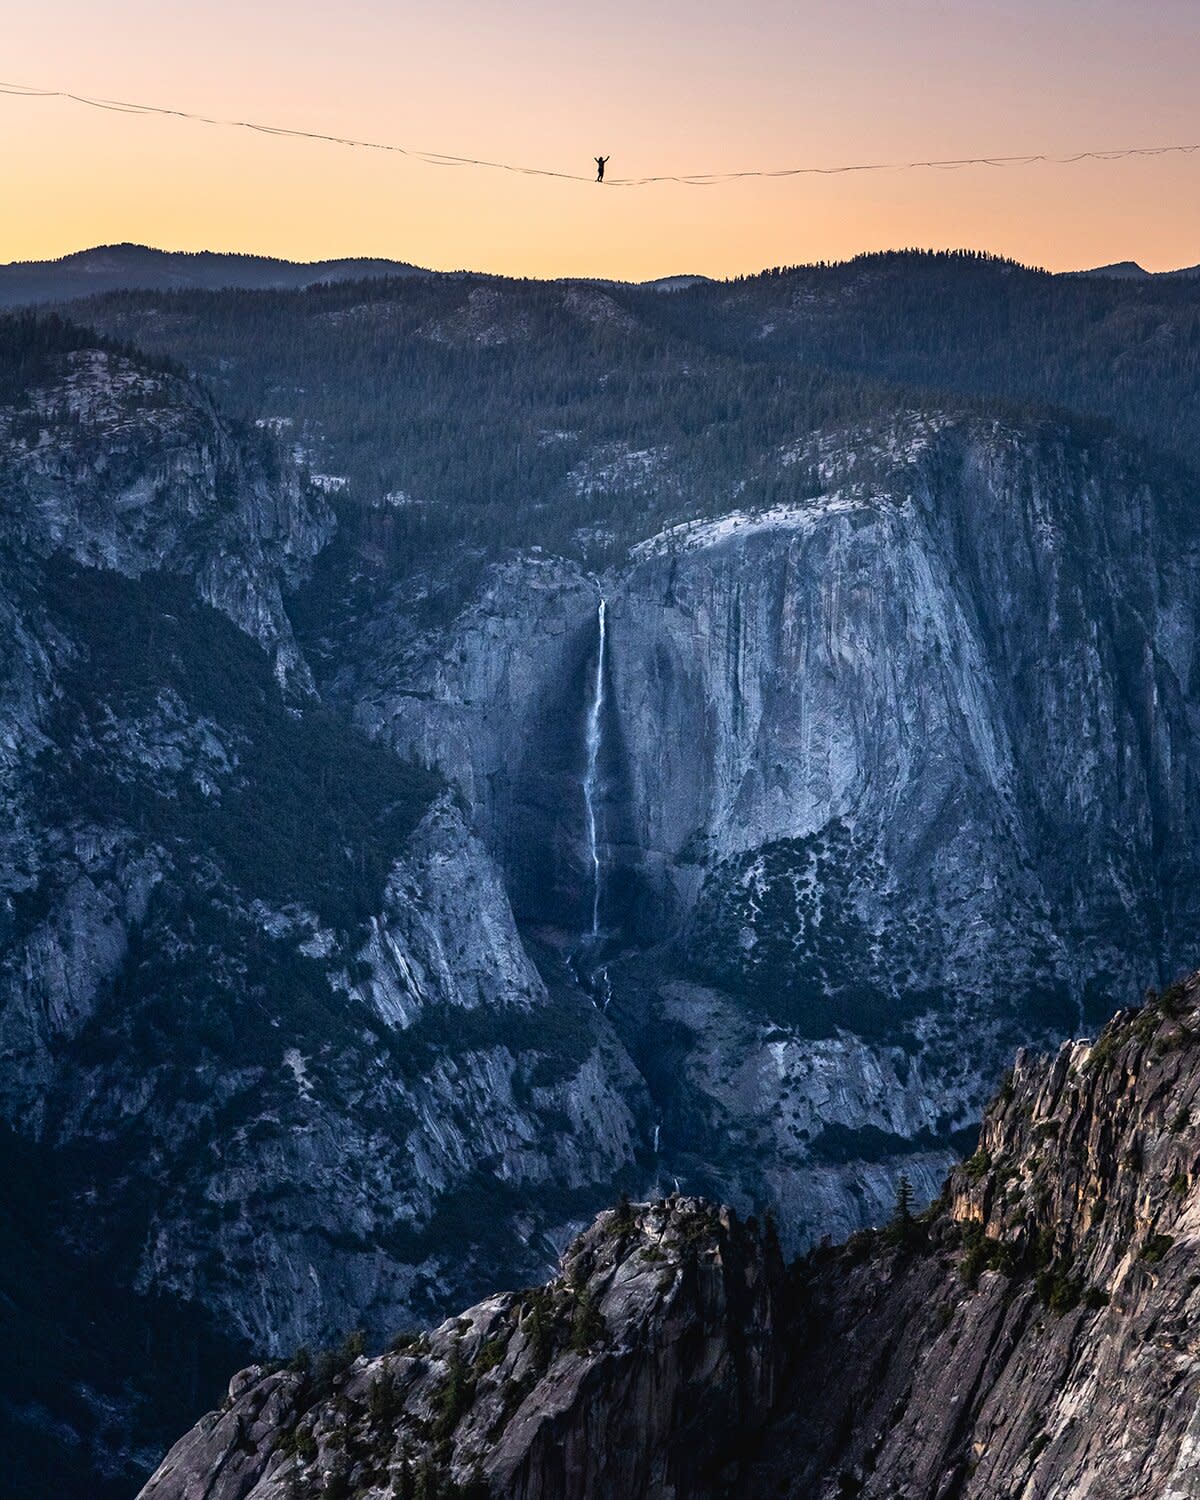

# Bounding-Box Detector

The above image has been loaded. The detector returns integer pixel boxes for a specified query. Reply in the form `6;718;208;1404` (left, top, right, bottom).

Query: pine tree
524;1290;553;1367
432;1338;473;1439
763;1206;781;1256
369;1372;401;1425
886;1172;918;1248
322;1457;351;1500
569;1286;605;1353
611;1192;635;1236
413;1460;440;1500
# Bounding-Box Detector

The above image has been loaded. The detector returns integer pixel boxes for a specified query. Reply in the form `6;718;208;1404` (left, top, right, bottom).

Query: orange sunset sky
3;0;1199;281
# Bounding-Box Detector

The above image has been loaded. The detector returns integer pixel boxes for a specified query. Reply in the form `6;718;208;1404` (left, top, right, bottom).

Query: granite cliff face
335;412;1200;1250
139;973;1200;1500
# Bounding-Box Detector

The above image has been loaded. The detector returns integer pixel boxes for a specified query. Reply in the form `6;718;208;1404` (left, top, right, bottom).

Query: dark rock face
139;975;1200;1500
0;330;649;1489
138;1198;785;1500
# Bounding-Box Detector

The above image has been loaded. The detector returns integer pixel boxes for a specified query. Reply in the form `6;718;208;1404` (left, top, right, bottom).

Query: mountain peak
1077;259;1152;278
1075;257;1200;279
0;242;428;307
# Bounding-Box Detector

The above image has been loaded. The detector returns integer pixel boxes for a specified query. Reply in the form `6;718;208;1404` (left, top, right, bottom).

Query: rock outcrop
139;973;1200;1500
139;1197;785;1500
747;970;1200;1499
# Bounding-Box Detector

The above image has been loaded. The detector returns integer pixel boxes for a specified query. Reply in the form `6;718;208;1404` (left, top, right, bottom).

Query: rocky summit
140;972;1200;1500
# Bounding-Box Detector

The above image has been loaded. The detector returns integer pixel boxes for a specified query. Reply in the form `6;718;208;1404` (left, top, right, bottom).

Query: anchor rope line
3;79;1199;187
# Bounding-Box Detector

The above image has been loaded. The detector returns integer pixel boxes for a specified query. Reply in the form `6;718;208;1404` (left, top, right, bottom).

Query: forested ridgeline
62;251;1200;579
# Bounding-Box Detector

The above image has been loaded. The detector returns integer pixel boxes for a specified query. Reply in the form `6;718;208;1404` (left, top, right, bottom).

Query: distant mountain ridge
6;241;1199;308
0;243;429;307
0;245;722;308
1077;258;1200;279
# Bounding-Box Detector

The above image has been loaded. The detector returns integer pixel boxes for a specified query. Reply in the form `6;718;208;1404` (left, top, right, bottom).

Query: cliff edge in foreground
141;975;1200;1500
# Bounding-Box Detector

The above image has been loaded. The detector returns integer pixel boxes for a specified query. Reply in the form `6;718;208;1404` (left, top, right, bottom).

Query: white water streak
583;598;607;939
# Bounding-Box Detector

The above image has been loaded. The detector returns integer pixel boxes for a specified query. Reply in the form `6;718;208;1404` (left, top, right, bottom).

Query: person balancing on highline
595;155;609;183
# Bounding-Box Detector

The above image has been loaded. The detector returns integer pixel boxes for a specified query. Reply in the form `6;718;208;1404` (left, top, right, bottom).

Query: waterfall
582;597;607;941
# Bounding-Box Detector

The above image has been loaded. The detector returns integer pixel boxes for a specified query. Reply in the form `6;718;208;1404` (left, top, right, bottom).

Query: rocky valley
2;252;1200;1494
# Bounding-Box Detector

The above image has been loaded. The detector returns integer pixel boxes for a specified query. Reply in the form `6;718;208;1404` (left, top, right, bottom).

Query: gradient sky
4;0;1199;280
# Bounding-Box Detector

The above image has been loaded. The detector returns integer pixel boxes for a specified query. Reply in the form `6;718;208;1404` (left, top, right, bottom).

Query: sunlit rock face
610;417;1198;1028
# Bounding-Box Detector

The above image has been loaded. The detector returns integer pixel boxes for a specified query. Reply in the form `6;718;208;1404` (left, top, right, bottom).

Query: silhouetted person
595;155;609;183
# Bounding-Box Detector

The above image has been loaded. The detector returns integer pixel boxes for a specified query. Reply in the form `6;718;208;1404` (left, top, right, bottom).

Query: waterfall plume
583;597;607;940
